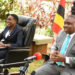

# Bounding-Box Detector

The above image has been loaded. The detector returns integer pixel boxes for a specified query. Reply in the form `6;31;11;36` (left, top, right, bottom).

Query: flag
52;0;65;34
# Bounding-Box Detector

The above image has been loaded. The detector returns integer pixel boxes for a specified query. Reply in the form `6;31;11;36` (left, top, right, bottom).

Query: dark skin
50;16;75;62
0;15;17;48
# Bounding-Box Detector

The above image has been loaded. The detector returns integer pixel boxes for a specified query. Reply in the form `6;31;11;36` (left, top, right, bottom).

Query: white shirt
5;30;10;38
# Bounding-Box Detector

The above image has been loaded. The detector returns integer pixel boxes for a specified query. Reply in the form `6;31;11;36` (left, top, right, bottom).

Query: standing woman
0;14;23;63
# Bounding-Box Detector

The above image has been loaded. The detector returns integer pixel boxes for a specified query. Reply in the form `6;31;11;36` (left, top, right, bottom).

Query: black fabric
0;48;8;63
57;5;65;18
31;71;36;75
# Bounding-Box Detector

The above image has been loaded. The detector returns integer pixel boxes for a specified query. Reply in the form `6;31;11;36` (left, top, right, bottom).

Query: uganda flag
52;0;65;34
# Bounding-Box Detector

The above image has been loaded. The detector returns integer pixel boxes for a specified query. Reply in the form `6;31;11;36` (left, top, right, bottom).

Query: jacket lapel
58;31;66;51
65;34;75;56
10;25;17;36
4;26;10;36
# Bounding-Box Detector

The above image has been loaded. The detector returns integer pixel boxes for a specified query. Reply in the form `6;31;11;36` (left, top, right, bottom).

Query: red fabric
52;23;62;34
60;0;65;8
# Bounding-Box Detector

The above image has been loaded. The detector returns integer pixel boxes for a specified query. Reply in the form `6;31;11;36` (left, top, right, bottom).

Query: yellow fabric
54;13;64;29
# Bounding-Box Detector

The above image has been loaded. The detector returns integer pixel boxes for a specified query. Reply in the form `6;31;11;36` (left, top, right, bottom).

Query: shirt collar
67;33;75;38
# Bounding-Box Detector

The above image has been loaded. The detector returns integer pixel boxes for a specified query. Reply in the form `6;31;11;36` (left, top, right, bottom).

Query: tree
0;0;15;20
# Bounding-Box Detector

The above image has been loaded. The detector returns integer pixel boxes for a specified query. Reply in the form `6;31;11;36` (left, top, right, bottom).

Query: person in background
31;15;75;75
0;14;23;63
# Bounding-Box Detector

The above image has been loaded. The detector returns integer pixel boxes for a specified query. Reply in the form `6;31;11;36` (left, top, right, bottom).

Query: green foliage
0;0;15;20
35;27;53;37
9;60;44;75
46;28;54;37
9;1;22;15
0;19;6;29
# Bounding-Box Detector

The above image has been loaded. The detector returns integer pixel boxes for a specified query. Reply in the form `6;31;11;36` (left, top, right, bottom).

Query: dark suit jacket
50;30;75;68
0;24;23;47
0;24;23;60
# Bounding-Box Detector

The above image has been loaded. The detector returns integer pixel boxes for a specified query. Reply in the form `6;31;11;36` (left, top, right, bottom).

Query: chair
6;16;36;63
0;15;36;74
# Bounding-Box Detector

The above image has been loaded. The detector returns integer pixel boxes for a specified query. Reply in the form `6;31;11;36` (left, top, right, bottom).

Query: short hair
9;14;18;23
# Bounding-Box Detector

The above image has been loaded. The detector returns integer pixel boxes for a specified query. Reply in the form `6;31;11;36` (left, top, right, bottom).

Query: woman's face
7;15;17;27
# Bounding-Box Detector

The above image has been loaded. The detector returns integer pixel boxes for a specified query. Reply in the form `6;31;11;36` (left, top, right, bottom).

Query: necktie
57;34;71;66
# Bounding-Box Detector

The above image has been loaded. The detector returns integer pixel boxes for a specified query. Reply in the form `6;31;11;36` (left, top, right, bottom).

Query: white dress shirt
5;30;10;38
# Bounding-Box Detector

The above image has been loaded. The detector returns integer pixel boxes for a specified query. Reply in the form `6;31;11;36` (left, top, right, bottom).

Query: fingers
0;42;3;44
50;51;59;58
51;56;59;62
50;51;65;62
0;42;5;47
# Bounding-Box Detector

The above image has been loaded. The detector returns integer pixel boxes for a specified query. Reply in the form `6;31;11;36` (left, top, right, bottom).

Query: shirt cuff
66;57;70;64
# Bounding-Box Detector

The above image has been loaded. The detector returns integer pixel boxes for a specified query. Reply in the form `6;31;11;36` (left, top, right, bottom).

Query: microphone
24;52;42;61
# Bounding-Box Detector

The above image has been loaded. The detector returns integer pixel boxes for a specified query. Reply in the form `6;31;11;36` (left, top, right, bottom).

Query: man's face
64;17;75;34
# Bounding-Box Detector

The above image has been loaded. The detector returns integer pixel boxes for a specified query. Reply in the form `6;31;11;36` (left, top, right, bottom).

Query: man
31;15;75;75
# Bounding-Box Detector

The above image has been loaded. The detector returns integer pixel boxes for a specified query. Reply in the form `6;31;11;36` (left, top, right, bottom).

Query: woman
0;14;23;62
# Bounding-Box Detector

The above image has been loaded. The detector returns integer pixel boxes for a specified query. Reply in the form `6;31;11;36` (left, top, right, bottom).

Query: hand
0;42;5;47
50;51;65;62
0;41;3;44
5;44;11;48
50;51;58;61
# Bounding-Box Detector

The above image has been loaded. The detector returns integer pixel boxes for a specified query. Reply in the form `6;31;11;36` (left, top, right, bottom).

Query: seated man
31;15;75;75
0;14;23;63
